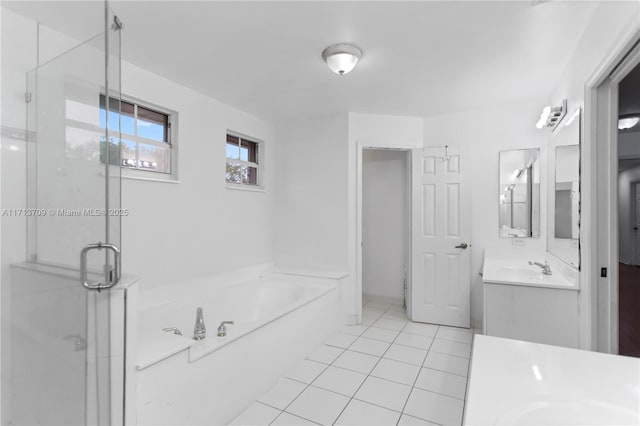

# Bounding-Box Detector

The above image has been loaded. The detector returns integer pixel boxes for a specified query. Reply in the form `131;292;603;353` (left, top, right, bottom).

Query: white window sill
100;171;180;184
226;184;265;193
122;174;180;184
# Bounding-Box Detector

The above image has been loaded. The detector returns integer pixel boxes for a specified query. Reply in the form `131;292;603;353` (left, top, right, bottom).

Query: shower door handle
80;242;121;290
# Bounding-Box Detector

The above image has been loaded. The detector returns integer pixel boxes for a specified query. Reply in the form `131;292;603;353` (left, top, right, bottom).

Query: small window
226;133;261;186
99;95;173;175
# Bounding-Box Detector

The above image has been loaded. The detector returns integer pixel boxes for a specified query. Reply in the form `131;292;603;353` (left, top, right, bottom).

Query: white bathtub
133;272;343;425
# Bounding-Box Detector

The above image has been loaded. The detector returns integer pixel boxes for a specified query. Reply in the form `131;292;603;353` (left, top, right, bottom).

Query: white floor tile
348;336;391;357
383;344;428;366
371;358;421;386
228;401;281;426
286;360;328;384
361;326;400;342
373;317;407;331
307;344;343;364
402;322;439;337
361;313;379;325
430;338;472;359
364;301;392;310
311;366;367;397
404;387;464;426
363;307;386;318
435;326;473;344
271;412;317;425
335;399;400;425
340;324;369;336
354;376;411;412
414;367;467;399
324;332;358;349
397;414;439;425
423;352;469;377
382;309;408;321
286;386;349;425
333;350;380;374
395;332;433;350
258;378;307;410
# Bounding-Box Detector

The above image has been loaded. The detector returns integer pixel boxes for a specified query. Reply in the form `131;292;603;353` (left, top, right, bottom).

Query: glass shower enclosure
2;2;128;425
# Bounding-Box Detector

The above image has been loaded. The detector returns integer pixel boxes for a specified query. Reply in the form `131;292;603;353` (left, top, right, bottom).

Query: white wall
362;149;408;301
120;62;275;289
274;114;348;272
423;101;549;329
619;166;640;264
549;0;640;350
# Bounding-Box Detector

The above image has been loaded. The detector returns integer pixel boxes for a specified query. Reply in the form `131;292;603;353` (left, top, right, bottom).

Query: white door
411;146;471;327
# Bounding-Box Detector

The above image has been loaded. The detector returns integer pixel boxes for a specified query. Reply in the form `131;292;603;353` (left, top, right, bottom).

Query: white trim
356;140;419;324
225;184;265;193
583;24;640;352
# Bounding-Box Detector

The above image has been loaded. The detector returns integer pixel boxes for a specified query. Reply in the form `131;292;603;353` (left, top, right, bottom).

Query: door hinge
600;267;607;278
25;92;32;103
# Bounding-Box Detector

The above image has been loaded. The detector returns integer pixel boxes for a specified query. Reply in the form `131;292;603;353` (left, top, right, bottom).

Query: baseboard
363;292;405;307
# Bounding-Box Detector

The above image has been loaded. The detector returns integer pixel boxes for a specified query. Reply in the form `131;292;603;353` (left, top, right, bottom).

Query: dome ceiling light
322;43;363;75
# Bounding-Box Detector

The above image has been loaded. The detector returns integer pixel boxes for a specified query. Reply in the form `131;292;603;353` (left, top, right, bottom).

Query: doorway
592;38;640;355
617;64;640;356
361;149;411;310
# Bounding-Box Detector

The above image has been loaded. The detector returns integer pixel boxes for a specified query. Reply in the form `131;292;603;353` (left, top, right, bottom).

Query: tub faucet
217;321;234;337
529;260;552;275
193;307;206;340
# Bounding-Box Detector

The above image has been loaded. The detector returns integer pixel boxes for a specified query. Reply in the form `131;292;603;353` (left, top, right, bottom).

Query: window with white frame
99;94;174;175
225;133;261;186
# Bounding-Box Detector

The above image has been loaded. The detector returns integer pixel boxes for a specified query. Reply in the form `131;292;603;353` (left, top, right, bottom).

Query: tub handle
163;327;182;336
217;321;234;337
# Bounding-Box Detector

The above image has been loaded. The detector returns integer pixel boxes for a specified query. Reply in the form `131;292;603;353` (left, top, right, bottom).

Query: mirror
554;145;580;239
548;108;580;268
499;148;541;238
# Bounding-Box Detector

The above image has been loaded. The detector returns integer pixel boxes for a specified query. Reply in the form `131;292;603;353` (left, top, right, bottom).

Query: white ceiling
6;1;600;125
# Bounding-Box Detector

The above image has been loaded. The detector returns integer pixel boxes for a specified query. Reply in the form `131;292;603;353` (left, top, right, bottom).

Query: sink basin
496;267;538;275
495;399;639;425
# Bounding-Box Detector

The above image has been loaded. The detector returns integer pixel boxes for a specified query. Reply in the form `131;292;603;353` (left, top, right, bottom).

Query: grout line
250;304;471;426
460;331;477;425
396;324;439;426
330;305;415;425
274;410;322;426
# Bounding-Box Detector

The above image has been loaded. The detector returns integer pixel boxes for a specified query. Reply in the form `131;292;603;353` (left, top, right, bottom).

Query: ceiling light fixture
536;99;567;129
618;115;640;130
322;43;363;75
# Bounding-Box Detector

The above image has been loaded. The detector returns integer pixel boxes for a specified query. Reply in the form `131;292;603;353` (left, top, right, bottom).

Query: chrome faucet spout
529;260;552;275
193;307;206;340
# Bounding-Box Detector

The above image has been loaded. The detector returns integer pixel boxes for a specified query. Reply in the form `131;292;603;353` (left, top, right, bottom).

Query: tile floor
230;301;474;426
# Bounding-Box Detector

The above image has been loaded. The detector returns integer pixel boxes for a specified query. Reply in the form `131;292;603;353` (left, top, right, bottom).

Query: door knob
455;243;469;249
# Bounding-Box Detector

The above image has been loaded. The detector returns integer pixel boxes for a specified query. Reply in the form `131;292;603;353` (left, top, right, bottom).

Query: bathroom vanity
482;249;579;348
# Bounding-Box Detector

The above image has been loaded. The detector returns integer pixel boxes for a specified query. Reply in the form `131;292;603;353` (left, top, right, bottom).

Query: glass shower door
8;5;125;425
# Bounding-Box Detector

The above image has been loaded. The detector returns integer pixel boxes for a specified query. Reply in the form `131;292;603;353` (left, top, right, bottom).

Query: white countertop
464;335;640;425
482;248;578;290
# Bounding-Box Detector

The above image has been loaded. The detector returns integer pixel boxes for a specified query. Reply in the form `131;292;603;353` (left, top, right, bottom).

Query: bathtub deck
230;301;474;425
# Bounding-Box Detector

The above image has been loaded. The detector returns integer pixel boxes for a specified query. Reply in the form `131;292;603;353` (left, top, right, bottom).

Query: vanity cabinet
483;282;579;348
482;249;580;349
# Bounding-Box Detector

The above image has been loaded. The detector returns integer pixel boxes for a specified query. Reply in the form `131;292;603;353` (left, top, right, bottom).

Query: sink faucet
529;260;552;275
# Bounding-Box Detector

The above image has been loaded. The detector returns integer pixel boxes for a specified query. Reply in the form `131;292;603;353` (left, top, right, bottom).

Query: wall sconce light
322;43;363;75
536;99;567;129
618;114;640;130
